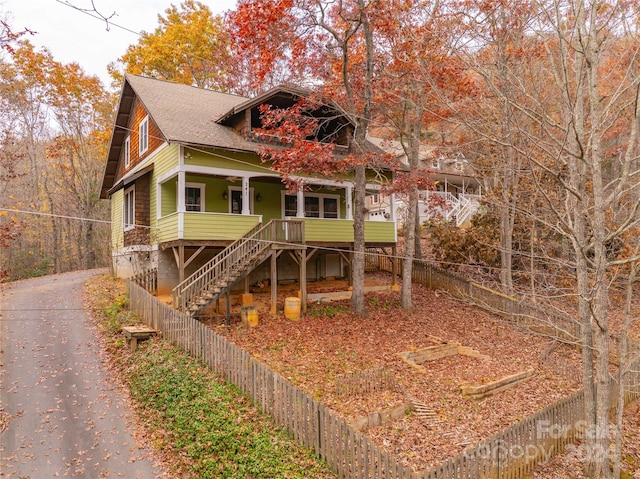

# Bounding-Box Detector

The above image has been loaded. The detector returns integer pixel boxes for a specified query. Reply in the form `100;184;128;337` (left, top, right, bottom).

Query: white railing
419;191;480;225
455;194;481;227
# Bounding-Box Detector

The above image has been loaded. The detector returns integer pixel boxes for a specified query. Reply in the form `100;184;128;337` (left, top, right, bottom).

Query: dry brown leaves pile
207;276;586;472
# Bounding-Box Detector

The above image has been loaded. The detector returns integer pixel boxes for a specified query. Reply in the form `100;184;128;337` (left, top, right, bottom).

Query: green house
100;75;397;313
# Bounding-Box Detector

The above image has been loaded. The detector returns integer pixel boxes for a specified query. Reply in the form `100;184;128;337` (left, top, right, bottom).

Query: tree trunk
350;164;367;316
401;187;417;310
414;203;422;260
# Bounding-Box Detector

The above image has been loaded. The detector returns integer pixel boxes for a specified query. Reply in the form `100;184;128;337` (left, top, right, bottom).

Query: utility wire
0;207;568;272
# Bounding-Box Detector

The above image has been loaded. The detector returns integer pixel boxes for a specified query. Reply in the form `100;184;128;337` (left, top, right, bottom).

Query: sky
2;0;238;85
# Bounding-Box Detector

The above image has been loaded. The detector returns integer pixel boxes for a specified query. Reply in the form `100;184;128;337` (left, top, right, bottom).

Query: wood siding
124;172;151;247
183;213;261;241
150;143;180;242
186;148;268;172
304;218;396;243
156;213;179;244
115;97;165;180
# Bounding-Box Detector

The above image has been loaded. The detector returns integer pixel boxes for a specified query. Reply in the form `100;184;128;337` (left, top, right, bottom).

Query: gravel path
0;270;164;478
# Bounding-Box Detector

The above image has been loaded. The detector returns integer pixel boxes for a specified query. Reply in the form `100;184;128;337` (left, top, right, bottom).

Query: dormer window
139;116;149;155
432;158;440;169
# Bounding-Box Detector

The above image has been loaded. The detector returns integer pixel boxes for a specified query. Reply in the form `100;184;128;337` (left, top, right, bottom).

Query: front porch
157;212;397;245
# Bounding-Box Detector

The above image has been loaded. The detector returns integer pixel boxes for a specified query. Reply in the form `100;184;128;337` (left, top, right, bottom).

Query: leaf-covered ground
205;273;587;472
85;271;639;477
83;274;337;479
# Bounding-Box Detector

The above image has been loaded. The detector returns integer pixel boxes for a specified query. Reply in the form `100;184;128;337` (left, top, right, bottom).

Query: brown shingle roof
125;74;253;149
101;75;259;198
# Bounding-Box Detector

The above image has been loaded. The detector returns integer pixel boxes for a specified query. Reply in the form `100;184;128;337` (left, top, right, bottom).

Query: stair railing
172;219;304;312
455;195;480;227
443;192;460;222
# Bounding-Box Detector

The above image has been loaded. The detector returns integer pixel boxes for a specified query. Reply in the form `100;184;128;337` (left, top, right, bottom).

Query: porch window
284;195;297;217
304;196;320;217
323;197;338;218
284;193;340;218
185;183;204;212
124;136;130;168
123;186;135;230
139;116;149;154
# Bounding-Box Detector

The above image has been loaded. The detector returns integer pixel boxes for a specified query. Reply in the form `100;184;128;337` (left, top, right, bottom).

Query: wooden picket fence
372;254;640;357
126;276;640;479
130;267;158;295
127;280;415;479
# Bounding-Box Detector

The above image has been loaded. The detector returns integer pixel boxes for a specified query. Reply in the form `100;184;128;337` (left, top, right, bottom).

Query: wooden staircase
172;219;304;318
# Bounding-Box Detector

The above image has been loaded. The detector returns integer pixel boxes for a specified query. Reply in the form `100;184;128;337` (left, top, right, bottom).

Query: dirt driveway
0;270;164;478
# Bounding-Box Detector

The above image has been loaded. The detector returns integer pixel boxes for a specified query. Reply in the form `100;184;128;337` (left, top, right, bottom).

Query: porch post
297;188;304;218
391;245;397;286
242;177;250;215
177;171;185;239
300;249;307;312
390;192;396;222
177;172;185;211
178;244;185;283
346;185;353;220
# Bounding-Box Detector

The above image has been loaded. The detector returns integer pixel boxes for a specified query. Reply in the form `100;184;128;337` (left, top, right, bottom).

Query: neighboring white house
365;137;482;228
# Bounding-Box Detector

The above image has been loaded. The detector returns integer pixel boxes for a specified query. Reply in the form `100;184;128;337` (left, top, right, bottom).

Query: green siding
303;218;396;243
363;221;397;243
253;182;285;221
153;144;180;179
156;213;179;243
156;213;393;244
185;148;267;173
183;213;261;240
157;213;261;243
161;179;177;216
111;189;124;250
150;143;180;242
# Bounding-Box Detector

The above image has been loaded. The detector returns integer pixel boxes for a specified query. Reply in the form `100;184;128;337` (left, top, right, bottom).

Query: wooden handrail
172;219;304;313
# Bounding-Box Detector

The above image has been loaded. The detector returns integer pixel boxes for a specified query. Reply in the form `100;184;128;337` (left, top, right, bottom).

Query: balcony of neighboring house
390;178;482;229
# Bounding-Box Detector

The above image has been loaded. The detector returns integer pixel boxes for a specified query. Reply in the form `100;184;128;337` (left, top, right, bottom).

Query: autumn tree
0;40;112;278
0;18;34;277
230;0;390;316
457;1;640;476
371;0;471;309
112;0;244;93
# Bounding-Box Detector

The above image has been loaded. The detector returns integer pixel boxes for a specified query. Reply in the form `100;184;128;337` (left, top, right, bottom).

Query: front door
230;188;253;214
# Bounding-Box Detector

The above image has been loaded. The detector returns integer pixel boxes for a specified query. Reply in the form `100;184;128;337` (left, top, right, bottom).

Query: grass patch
84;274;335;479
307;303;349;318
